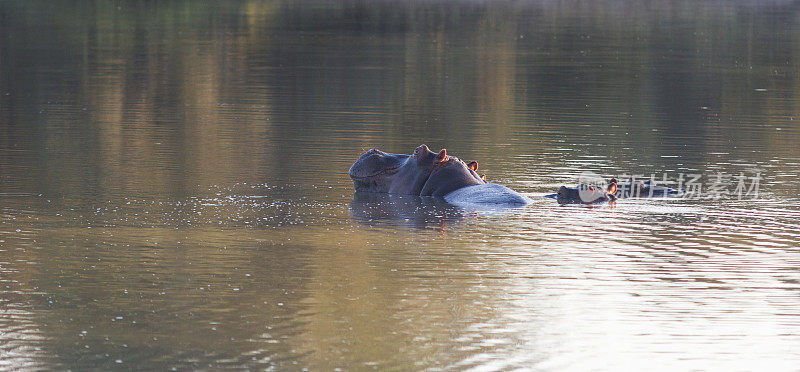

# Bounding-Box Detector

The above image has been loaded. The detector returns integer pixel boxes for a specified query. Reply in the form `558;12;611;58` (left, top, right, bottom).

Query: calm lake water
1;1;799;370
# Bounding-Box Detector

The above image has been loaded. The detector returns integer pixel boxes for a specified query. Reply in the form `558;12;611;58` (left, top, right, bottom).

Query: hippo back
443;183;532;208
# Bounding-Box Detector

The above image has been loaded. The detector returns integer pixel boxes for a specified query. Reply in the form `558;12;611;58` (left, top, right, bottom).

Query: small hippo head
349;145;447;195
420;155;486;197
556;178;618;204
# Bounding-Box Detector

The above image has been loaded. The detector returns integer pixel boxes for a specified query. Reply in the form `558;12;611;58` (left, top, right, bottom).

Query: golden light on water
1;0;799;369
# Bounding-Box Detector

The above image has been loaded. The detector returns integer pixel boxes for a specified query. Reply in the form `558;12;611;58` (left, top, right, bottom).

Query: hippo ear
607;183;617;195
435;149;447;163
467;161;478;171
607;178;618;194
480;174;486;181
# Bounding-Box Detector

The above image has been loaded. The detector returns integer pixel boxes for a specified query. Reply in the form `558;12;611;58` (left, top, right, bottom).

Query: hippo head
420;155;486;197
349;145;448;195
556;178;618;204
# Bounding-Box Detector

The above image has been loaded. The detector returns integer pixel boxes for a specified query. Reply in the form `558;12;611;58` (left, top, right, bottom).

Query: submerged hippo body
349;192;463;228
616;179;683;198
443;183;533;208
349;145;531;208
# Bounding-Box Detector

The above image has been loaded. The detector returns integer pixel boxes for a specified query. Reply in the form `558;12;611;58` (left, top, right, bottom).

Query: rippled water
1;1;799;370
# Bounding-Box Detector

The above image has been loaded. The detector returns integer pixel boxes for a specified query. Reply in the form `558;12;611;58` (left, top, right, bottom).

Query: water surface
1;1;799;370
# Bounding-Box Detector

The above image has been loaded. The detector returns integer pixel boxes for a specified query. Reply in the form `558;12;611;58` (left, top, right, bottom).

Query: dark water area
1;1;799;370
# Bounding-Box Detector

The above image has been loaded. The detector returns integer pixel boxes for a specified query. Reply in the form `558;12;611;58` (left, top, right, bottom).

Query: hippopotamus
349;144;444;194
544;178;618;205
547;177;683;205
349;145;531;208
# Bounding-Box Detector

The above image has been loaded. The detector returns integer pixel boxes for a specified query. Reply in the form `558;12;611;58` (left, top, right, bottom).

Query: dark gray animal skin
349;145;531;208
